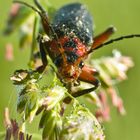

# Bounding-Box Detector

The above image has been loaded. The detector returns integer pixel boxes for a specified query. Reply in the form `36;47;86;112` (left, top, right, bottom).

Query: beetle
14;0;140;99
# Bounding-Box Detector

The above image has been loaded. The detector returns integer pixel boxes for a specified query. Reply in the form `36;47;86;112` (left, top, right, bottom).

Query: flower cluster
85;50;133;122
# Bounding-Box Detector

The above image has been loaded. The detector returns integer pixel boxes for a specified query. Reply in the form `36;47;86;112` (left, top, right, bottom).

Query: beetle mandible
14;0;140;98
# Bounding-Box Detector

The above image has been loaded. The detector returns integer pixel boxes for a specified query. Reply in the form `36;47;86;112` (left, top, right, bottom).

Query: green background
1;0;140;140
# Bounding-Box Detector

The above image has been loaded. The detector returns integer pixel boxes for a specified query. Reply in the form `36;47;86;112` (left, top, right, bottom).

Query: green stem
30;15;39;61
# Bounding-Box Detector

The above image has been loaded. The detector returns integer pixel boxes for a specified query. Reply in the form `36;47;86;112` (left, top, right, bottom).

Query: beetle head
54;52;85;83
54;37;86;83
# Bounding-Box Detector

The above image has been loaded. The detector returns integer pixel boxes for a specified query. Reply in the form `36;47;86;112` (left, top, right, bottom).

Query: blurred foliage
1;0;140;140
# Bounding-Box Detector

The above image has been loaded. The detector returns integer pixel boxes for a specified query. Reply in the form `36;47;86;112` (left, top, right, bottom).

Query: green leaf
24;90;40;121
42;111;56;140
17;94;27;113
39;110;51;129
41;104;62;140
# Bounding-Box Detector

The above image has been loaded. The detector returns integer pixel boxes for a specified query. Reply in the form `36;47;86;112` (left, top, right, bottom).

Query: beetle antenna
33;0;64;52
34;0;46;13
33;0;66;62
13;0;41;15
88;34;140;54
14;0;66;62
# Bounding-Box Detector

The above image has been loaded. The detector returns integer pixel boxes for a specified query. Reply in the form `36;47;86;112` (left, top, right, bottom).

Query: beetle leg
36;35;49;73
92;26;116;50
74;65;100;97
64;65;100;103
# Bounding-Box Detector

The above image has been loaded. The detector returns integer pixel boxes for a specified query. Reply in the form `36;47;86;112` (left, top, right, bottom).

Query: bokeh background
0;0;140;140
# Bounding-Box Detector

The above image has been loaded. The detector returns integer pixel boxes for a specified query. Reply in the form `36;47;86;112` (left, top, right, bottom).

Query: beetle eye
79;61;84;68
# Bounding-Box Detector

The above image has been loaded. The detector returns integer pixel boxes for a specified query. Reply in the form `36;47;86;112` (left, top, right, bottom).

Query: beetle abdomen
52;3;94;46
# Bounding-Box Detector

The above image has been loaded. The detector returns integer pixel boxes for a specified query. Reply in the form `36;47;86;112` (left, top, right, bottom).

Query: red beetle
14;0;140;98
